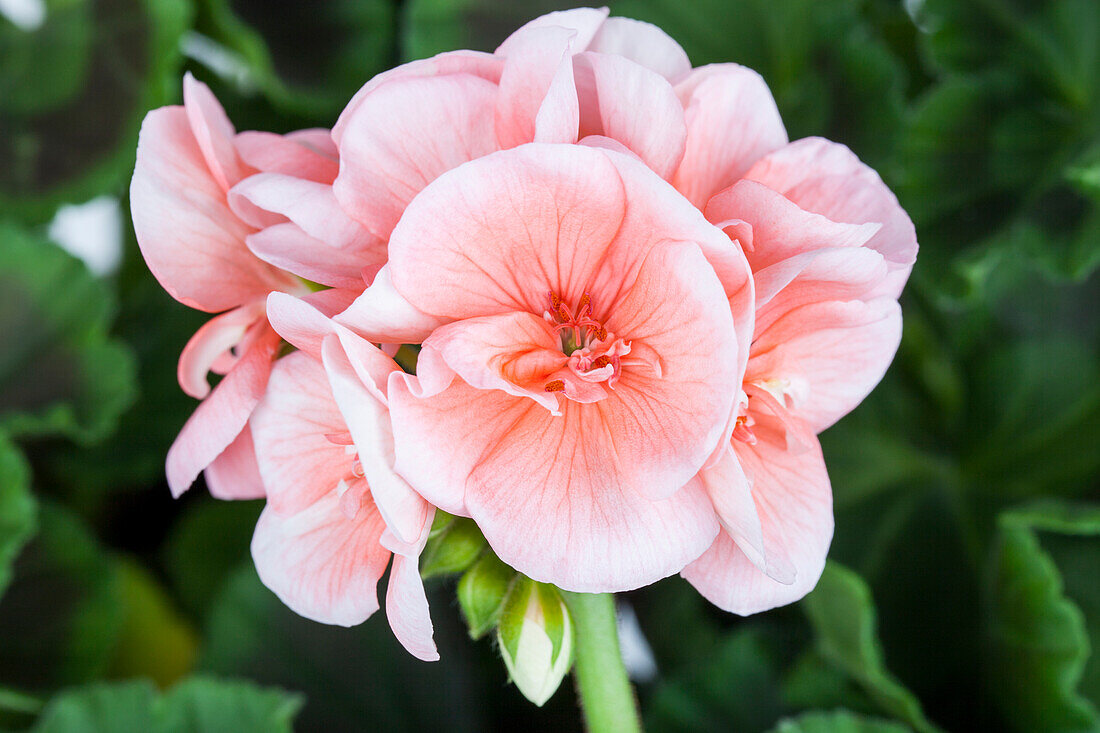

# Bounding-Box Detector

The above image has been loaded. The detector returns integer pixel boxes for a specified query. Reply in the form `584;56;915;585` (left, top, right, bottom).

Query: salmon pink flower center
542;291;632;395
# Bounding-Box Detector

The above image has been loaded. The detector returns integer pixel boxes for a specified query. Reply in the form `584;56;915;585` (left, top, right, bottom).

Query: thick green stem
560;591;643;733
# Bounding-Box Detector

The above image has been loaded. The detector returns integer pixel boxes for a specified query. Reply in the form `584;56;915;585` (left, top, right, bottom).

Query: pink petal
385;144;628;319
267;290;340;359
322;335;429;545
333;74;501;240
745;137;917;298
182;73;246;192
204;424;266;500
705;180;880;272
383;513;438;662
249;351;349;515
333;50;503;146
246;223;374;290
166;324;281;497
673;64;788;209
336;265;452;344
389;379;721;592
495;7;609;56
251;491;390;626
588;17;692;82
573;51;687;179
235;129;339;184
747;298;902;431
230;173;379;253
131;108;291;312
683;430;831;615
421;312;567;414
177;301;266;399
495;25;580;147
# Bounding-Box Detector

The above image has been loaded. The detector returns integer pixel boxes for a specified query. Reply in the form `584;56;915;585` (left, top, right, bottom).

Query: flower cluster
132;7;916;661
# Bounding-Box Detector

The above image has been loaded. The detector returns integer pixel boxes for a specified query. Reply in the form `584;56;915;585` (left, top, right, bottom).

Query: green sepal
419;516;487;580
457;552;515;639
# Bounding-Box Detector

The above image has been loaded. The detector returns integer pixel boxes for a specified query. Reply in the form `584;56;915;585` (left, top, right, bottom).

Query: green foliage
0;0;192;224
0;222;135;444
984;502;1100;732
29;676;303;732
0;432;36;599
768;710;912;733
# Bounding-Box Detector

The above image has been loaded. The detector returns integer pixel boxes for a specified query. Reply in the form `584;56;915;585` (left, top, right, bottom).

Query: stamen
589;355;612;370
544;380;565;392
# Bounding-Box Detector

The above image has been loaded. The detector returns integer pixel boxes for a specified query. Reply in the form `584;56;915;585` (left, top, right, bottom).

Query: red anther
549;291;562;311
593;325;608;342
544;380;565;392
589;355;612;370
579;292;591;316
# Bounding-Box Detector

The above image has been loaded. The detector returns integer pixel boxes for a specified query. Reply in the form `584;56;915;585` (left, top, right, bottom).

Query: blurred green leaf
0;432;36;599
162;498;262;617
0;502;124;692
769;709;912;733
0;0;93;115
984;502;1100;732
646;624;790;733
798;564;939;732
29;675;302;732
0;222;135;444
0;0;192;224
200;565;490;731
195;0;395;119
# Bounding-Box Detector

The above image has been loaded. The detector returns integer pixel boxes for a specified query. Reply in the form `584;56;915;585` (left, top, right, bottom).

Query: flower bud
496;578;573;707
419;516;487;579
457;553;515;639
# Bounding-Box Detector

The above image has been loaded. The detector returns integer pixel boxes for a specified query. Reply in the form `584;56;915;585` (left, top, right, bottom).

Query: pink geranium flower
248;297;437;660
336;143;753;592
131;74;373;499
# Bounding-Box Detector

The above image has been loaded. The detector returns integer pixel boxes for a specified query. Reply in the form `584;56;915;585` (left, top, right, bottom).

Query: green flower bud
457;553;515;639
420;516;487;580
497;579;573;707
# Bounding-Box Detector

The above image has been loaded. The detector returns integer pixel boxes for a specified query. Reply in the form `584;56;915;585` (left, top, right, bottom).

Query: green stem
560;591;643;733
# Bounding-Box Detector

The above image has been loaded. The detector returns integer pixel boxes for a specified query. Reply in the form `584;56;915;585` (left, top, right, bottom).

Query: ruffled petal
166;324;281;497
251;492;390;626
587;16;691;82
333;73;501;240
495;7;609;56
495;25;579;147
130;108;291;312
204;424;266;500
336;265;452;344
235;129;339;184
177;301;266;399
573;51;687;180
182;72;246;191
246;223;374;290
672;64;787;208
744;137;917;298
383;513;438;662
683;429;831;615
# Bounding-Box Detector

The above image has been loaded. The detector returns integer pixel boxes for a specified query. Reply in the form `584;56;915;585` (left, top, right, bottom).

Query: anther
544;380;565;392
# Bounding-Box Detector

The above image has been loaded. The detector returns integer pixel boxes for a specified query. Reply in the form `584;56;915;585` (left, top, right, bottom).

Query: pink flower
248;295;437;660
324;7;916;606
337;143;752;592
131;74;371;499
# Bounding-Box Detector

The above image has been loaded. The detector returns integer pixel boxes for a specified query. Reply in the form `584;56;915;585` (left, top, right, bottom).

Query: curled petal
235;129;339;184
588;16;691;82
177;301;266;399
183;72;246;192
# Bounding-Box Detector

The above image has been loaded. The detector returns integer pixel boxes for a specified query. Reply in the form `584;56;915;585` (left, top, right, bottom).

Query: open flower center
540;291;631;400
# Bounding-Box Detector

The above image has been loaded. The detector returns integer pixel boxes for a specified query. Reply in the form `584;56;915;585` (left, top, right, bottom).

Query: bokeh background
1;0;1098;731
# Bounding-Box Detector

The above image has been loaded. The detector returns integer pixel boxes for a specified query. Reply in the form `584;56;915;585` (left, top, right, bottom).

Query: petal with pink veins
744;137;917;298
333;74;501;240
747;298;903;431
251;491;390;627
683;428;831;615
204;425;266;500
495;25;580;147
131;108;292;312
323;334;430;545
573;52;686;180
235;129;339;184
246;223;377;290
166;324;281;497
673;64;788;209
250;352;349;515
182;73;246;192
